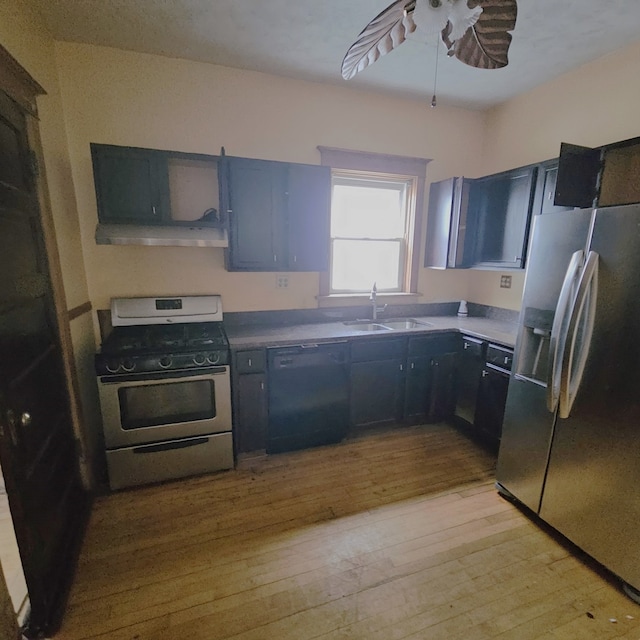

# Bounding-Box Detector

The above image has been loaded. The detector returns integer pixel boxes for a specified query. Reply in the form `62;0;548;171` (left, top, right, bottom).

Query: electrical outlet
276;275;289;289
500;275;512;289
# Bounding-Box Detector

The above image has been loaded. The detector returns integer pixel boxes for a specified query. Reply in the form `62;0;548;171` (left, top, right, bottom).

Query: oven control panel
95;350;229;376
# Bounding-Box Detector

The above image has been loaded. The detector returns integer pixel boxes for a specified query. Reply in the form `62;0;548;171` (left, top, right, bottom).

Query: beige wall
54;42;486;314
467;40;640;310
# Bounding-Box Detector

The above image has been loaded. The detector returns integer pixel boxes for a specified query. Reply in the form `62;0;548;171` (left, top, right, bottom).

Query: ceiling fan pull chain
431;39;440;108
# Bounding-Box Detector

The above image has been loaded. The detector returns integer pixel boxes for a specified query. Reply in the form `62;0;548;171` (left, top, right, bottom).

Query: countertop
226;315;518;351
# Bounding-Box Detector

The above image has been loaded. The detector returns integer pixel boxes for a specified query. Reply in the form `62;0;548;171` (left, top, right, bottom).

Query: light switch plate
500;275;512;289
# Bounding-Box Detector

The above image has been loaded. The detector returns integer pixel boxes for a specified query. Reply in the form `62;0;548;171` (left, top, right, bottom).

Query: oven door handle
100;366;228;384
133;437;209;454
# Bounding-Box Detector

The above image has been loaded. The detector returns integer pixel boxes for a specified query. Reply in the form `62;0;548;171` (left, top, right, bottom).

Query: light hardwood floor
57;424;639;639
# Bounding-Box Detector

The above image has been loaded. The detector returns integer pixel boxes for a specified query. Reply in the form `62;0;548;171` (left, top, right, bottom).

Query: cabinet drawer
461;336;485;358
486;344;514;371
350;338;405;363
408;333;459;357
235;349;267;373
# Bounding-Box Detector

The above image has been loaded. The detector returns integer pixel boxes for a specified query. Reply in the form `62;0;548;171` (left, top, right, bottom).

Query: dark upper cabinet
555;142;601;208
532;158;574;216
91;144;170;225
91;143;224;229
555;136;640;208
286;163;331;271
223;156;330;272
425;166;535;270
470;166;536;269
424;177;475;269
225;157;283;270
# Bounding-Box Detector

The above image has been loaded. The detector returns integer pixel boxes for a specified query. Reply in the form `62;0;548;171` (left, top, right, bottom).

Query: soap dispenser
457;300;468;317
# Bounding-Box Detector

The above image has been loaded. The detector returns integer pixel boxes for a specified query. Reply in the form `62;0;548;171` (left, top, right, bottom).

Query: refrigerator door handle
558;250;599;419
546;250;584;413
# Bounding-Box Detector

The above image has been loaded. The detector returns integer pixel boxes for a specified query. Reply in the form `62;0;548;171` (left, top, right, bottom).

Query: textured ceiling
32;0;640;110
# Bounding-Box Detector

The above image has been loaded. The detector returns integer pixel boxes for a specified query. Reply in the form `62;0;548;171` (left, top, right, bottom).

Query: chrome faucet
369;282;387;321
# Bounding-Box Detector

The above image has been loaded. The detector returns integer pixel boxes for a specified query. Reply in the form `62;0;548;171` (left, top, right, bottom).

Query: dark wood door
286;163;330;271
0;91;89;637
90;143;170;224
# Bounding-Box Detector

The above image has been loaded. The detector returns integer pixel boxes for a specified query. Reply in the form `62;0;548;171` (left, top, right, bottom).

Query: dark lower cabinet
453;336;485;425
474;365;509;442
236;373;268;453
233;349;268;453
349;337;406;428
350;359;405;427
429;351;458;421
404;355;433;423
404;334;459;424
453;339;513;448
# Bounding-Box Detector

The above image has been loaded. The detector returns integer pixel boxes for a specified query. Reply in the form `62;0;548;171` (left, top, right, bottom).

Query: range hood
95;223;228;247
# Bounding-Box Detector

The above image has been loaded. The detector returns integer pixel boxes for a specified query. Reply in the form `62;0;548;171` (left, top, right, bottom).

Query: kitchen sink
379;318;434;330
343;320;392;331
344;318;433;331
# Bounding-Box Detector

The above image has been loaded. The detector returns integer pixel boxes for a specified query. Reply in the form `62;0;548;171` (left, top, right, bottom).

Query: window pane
332;183;406;239
332;239;400;291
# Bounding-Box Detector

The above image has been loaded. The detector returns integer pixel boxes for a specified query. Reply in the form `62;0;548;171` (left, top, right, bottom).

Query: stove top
96;322;230;375
101;322;228;356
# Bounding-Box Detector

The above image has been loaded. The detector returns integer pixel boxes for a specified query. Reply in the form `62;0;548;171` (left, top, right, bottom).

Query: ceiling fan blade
453;0;517;69
341;0;417;80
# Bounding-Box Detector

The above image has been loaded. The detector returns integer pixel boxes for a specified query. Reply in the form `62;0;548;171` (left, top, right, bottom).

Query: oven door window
118;379;216;430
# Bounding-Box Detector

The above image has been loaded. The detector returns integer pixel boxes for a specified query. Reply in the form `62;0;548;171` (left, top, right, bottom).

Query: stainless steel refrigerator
496;204;640;603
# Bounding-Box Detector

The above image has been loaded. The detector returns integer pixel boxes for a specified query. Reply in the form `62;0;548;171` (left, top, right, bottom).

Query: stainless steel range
95;295;233;490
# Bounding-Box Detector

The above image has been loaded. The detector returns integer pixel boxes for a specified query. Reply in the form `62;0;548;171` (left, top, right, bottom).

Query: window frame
329;169;417;294
318;146;430;297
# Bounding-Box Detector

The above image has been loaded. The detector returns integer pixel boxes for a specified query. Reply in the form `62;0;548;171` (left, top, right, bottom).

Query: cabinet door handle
293;255;297;263
152;205;157;216
248;358;252;368
400;364;404;371
482;370;489;377
273;254;277;262
463;343;469;350
410;362;414;369
260;381;265;391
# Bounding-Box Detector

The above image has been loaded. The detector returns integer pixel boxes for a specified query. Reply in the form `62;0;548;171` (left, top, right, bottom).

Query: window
318;146;430;298
330;171;416;293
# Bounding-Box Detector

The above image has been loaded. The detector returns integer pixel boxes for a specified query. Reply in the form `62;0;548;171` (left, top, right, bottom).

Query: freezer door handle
558;251;599;419
547;250;584;413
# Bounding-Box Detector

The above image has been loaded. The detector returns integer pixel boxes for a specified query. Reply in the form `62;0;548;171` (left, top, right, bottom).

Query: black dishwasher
267;342;349;454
